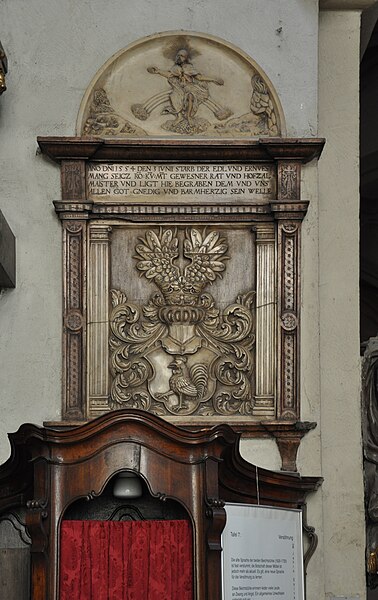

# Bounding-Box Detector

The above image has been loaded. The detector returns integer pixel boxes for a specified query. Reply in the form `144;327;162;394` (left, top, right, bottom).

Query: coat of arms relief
109;227;255;417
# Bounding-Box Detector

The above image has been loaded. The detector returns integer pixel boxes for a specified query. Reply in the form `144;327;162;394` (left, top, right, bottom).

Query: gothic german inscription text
87;163;275;202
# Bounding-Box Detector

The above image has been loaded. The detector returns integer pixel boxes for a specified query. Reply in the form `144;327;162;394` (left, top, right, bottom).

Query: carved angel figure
215;73;278;136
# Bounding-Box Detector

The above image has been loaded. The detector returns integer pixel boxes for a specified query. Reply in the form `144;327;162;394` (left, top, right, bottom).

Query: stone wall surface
0;1;365;599
0;0;318;458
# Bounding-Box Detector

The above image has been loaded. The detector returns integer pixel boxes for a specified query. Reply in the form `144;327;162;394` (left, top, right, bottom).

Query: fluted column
87;224;112;417
253;223;276;417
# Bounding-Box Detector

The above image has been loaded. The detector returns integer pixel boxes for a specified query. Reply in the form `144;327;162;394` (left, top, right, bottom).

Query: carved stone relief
88;224;261;420
109;227;255;417
77;32;285;138
39;131;324;439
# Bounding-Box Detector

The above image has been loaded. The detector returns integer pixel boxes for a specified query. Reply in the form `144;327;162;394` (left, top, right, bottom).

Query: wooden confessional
0;410;321;599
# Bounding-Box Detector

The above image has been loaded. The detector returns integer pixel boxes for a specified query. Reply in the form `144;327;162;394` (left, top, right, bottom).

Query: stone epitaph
38;29;324;470
39;135;324;471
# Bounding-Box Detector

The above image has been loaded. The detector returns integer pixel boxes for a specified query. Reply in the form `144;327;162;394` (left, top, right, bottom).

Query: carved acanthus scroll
109;227;255;417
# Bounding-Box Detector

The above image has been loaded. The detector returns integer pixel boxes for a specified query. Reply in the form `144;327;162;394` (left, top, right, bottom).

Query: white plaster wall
0;1;366;599
318;10;366;600
0;0;318;462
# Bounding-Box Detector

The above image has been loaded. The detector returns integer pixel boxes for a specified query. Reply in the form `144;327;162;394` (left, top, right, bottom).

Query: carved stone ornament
109;227;255;417
37;31;324;460
77;32;285;138
37;135;325;462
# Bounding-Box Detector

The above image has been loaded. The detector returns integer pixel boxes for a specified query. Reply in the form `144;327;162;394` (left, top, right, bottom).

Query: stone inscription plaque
87;163;275;203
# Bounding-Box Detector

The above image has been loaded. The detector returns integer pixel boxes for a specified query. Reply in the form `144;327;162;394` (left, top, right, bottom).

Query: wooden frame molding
0;410;322;600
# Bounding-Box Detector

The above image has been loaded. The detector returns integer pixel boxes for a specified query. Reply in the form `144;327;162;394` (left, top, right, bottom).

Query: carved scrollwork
85;490;101;501
205;498;226;552
0;512;31;545
205;497;225;518
26;499;48;518
109;227;255;417
26;499;49;555
302;505;319;573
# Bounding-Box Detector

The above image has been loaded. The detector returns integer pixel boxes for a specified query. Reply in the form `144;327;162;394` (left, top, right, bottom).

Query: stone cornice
37;136;325;165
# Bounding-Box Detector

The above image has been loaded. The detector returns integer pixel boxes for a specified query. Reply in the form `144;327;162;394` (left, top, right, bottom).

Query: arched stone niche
77;31;286;138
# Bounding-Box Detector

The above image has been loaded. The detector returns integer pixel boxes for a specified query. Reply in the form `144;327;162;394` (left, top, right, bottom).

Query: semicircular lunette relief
77;31;285;138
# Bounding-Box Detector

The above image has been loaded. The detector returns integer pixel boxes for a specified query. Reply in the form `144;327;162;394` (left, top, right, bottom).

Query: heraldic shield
109;226;255;417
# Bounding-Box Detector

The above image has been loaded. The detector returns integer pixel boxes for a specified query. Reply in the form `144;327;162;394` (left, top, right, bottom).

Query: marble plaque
87;163;276;203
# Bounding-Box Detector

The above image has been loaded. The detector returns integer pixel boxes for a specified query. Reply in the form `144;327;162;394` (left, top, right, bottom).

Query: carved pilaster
87;224;112;417
63;221;86;419
276;222;300;420
253;223;276;417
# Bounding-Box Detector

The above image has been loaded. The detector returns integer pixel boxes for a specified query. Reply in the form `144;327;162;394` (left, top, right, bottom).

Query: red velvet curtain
59;519;193;600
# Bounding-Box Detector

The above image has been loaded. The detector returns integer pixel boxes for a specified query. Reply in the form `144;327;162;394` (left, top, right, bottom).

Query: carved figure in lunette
79;35;283;138
132;48;232;134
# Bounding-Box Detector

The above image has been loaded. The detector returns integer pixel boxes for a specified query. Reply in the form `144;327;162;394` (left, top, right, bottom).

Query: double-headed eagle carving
134;227;229;305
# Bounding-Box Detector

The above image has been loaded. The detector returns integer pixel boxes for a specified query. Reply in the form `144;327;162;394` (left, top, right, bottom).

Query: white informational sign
222;504;304;600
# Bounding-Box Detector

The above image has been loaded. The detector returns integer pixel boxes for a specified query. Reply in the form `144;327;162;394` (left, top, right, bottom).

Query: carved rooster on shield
156;357;208;411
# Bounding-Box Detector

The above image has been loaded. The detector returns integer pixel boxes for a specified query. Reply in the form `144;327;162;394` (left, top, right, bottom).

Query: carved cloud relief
78;33;285;138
